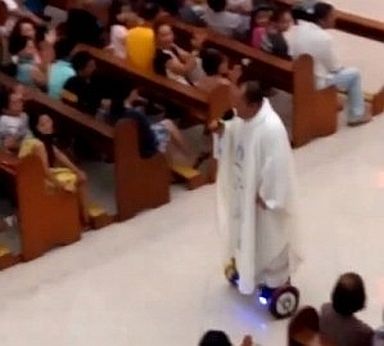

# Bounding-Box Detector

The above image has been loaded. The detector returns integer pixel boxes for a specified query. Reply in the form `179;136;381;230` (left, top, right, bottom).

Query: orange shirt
125;26;155;72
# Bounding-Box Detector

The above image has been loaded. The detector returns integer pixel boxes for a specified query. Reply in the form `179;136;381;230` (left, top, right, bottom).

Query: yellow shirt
125;26;155;72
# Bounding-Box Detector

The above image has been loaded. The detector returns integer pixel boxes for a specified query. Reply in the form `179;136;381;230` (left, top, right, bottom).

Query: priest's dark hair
332;272;366;316
199;330;232;346
242;80;266;105
313;2;334;22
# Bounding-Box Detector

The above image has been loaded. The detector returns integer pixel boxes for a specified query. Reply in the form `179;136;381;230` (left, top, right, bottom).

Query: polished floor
1;2;384;346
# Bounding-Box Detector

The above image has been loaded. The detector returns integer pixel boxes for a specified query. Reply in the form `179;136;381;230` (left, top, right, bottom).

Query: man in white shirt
204;0;250;38
290;2;370;126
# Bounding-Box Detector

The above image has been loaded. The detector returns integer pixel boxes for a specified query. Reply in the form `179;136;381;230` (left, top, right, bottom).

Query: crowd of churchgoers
0;0;381;344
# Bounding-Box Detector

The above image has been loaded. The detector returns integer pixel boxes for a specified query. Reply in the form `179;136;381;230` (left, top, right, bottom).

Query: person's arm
53;146;87;182
32;141;63;188
31;65;47;87
7;0;44;26
166;54;196;76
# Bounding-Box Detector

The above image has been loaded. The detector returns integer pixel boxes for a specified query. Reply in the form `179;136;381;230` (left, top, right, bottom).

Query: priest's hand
207;119;224;136
256;195;268;210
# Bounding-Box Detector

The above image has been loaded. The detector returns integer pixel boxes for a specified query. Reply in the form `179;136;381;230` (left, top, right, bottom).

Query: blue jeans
326;67;365;121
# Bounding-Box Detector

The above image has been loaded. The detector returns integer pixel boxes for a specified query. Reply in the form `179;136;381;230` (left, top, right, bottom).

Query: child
0;86;30;152
250;4;273;49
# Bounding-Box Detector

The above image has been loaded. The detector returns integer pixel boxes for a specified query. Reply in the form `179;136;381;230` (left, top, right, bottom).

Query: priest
213;80;301;295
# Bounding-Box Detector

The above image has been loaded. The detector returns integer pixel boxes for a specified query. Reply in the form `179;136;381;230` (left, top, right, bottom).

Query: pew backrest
73;44;231;124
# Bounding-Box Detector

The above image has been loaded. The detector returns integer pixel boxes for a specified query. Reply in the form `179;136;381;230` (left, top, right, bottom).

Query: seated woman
13;36;50;88
319;272;374;346
19;114;90;224
8;18;55;59
250;4;273;49
153;22;205;85
260;7;293;59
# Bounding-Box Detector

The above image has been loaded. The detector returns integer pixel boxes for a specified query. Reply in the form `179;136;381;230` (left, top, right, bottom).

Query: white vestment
216;99;301;295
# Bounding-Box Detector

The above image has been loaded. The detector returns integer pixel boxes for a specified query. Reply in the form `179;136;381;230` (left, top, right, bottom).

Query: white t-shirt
0;113;30;141
110;24;128;59
290;22;341;87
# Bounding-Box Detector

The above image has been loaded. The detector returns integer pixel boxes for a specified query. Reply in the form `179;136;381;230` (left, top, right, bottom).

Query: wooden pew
288;306;335;346
0;151;81;267
276;0;384;43
73;44;231;126
0;72;170;222
169;18;338;147
73;44;231;185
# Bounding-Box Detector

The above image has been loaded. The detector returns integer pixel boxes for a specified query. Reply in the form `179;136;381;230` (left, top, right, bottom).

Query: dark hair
139;1;160;21
332;272;366;316
251;3;274;22
270;7;290;23
207;0;227;13
199;330;232;346
12;36;30;55
70;51;93;72
200;48;225;76
8;18;46;55
28;114;56;167
156;0;182;14
54;39;75;60
313;2;334;22
242;80;264;105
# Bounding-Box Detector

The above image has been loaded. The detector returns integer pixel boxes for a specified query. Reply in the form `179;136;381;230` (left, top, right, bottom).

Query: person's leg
160;119;194;159
329;67;365;122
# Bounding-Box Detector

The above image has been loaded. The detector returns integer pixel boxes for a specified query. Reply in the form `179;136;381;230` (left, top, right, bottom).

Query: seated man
320;272;374;346
290;2;370;126
203;0;250;39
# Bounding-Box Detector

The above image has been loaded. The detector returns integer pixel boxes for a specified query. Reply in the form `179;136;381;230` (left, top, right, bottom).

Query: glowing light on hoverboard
259;296;268;305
